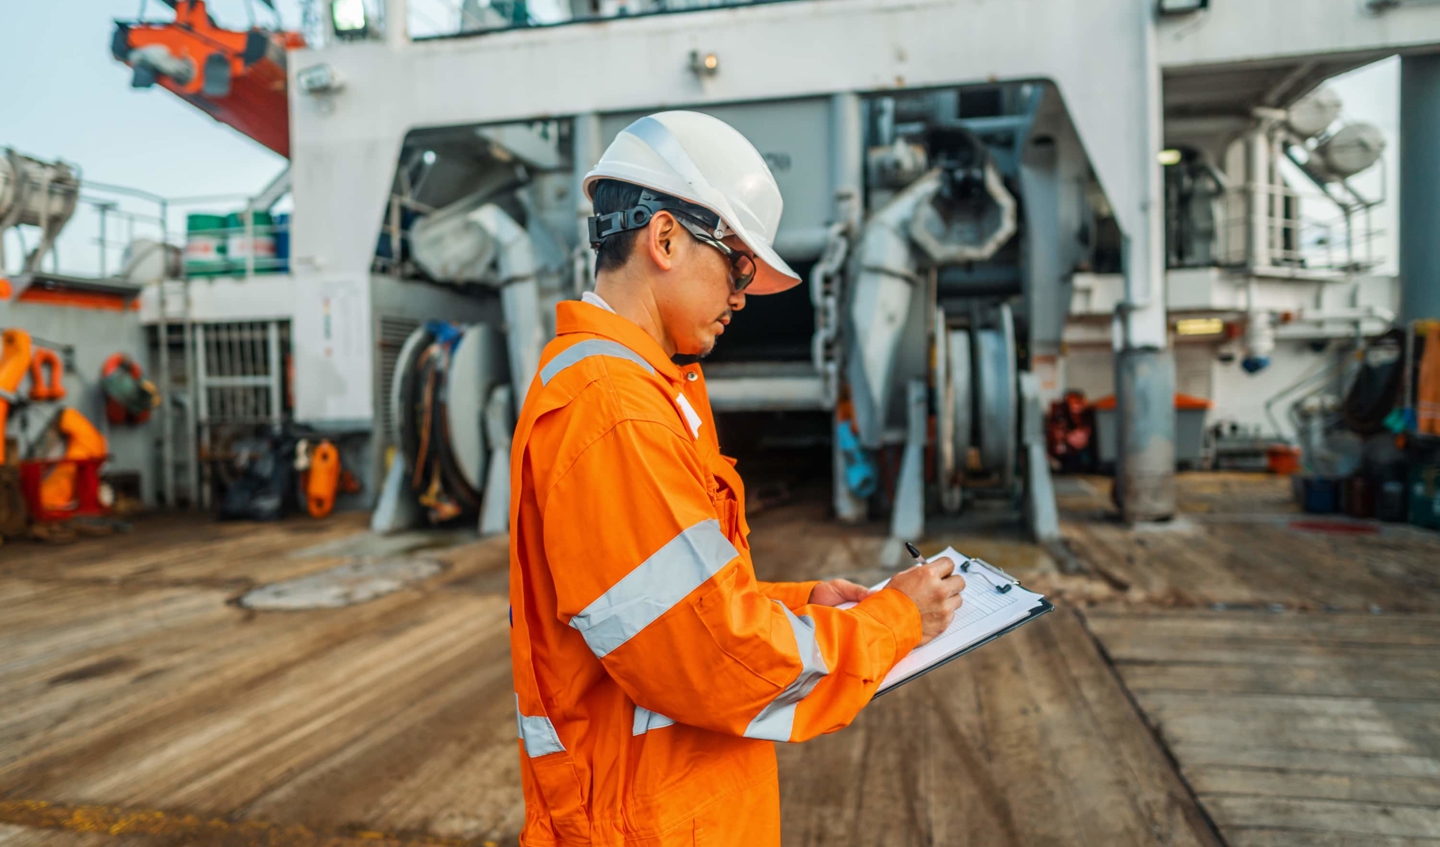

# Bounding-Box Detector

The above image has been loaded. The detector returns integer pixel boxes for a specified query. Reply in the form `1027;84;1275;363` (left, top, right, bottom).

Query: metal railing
406;0;783;38
2;177;166;282
1216;184;1384;274
1169;182;1385;276
2;180;292;284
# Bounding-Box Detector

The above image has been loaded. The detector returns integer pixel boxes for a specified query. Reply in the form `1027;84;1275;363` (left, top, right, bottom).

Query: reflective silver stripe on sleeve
744;603;830;743
569;518;738;658
515;693;566;757
632;705;677;736
540;339;654;386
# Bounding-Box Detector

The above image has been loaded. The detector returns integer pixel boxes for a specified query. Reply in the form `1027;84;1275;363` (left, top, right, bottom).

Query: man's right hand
887;556;966;646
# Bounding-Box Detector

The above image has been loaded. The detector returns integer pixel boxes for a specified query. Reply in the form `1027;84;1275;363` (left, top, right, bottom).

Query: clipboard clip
960;557;1017;594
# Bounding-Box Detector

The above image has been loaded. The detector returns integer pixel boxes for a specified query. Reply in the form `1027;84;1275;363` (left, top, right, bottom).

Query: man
508;111;965;846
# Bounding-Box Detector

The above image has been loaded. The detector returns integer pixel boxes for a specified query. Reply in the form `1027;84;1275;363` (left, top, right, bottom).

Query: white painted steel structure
129;0;1440;527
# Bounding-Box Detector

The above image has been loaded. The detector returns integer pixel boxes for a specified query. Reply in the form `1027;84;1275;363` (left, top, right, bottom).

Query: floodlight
332;0;369;37
1158;0;1208;14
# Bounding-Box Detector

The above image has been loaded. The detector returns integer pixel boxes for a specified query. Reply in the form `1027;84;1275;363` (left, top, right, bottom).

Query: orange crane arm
111;0;302;158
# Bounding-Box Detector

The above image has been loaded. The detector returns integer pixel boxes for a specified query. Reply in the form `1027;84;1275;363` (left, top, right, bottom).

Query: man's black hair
591;179;647;274
591;180;722;273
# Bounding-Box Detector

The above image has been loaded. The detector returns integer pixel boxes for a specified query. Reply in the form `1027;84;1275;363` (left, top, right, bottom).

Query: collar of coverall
555;298;691;385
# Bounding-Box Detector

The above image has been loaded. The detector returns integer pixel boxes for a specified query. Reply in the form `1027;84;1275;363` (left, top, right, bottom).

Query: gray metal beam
1114;0;1176;523
290;0;1163;280
1158;0;1440;70
1401;54;1440;322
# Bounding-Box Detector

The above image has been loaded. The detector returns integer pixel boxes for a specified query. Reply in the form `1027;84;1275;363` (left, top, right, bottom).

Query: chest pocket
707;454;750;551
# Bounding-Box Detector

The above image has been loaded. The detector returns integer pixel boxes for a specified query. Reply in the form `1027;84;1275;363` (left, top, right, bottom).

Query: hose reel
392;321;506;524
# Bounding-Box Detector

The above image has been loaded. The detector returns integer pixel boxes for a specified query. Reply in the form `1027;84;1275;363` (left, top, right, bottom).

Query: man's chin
670;339;716;366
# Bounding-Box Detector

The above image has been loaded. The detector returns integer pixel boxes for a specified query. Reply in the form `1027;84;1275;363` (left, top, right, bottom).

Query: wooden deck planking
1225;833;1440;847
1;504;1220;847
1061;474;1440;612
1088;608;1440;845
0;825;123;847
1;522;526;843
777;606;1220;847
9;470;1436;845
1187;767;1440;806
1206;796;1440;839
1069;472;1440;843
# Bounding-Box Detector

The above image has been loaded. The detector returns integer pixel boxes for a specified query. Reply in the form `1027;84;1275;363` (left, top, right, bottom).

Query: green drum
184;213;228;278
225;210;277;275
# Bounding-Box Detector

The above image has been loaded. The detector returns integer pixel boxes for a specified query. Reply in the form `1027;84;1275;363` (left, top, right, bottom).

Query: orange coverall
508;301;923;846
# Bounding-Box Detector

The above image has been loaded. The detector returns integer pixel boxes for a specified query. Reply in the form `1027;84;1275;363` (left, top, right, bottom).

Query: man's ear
646;211;679;271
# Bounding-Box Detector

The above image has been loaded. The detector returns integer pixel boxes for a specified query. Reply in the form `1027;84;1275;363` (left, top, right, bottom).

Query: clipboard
871;598;1054;698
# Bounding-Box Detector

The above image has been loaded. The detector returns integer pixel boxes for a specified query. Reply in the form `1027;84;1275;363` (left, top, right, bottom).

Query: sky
0;1;1404;277
2;0;300;277
1322;56;1400;274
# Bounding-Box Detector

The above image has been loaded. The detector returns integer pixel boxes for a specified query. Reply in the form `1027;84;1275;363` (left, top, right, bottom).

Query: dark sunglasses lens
733;254;756;291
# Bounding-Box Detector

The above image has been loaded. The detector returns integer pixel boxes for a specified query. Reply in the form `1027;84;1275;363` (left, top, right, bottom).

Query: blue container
1301;476;1340;514
273;213;290;273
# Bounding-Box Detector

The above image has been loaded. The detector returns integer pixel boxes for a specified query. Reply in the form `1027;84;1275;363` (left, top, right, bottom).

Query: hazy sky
1323;56;1400;274
0;1;1403;277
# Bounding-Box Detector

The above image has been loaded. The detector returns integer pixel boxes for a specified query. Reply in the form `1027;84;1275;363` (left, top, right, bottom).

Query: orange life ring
306;440;341;519
101;353;153;425
29;348;65;402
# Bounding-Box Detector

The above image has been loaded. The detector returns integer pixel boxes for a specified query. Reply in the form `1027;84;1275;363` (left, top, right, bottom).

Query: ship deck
2;472;1438;846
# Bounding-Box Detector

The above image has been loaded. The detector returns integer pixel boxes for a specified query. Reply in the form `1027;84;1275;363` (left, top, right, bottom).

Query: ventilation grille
377;316;421;449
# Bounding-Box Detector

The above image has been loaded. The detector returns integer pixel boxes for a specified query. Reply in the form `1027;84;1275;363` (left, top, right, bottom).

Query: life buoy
100;353;156;425
306;439;341;519
29;348;65;402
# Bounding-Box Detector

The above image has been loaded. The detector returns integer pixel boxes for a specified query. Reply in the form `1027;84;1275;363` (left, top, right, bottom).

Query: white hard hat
583;111;801;296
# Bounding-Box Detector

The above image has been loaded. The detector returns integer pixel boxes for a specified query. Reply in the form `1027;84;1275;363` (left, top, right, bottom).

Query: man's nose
728;289;746;312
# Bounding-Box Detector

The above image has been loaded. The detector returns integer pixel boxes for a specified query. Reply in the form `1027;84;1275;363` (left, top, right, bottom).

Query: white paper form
842;547;1047;692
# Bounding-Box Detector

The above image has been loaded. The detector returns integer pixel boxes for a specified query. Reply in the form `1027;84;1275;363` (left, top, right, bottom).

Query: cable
393;325;489;524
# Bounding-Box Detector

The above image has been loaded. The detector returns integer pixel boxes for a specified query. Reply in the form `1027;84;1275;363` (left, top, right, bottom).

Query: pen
908;541;1014;594
903;542;927;566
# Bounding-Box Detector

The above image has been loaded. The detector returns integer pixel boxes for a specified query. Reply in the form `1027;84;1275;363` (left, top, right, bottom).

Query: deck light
1157;0;1208;14
689;51;720;78
332;0;369;38
1176;318;1225;336
1158;149;1183;166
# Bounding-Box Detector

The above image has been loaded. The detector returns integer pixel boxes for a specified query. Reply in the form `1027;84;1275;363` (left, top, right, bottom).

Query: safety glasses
675;215;757;293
